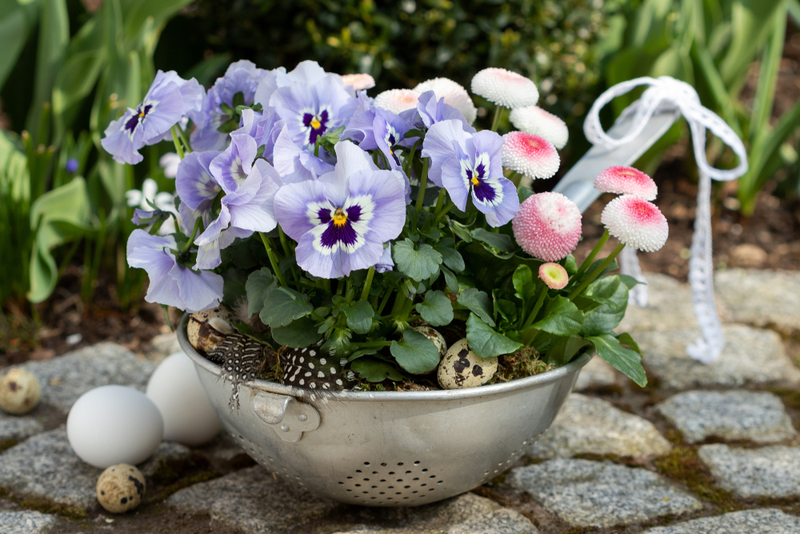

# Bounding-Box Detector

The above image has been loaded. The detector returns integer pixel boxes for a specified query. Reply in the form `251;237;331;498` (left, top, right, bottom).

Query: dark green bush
178;0;625;126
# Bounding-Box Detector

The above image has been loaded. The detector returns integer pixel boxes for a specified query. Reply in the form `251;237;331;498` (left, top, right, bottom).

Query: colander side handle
252;391;321;442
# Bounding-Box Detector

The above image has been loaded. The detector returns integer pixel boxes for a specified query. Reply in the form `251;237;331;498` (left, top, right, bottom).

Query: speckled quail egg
187;305;236;353
413;326;447;358
0;368;41;414
437;338;498;389
96;464;146;513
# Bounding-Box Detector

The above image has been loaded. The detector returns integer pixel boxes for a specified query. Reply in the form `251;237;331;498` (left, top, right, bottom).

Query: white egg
67;386;164;469
146;352;223;447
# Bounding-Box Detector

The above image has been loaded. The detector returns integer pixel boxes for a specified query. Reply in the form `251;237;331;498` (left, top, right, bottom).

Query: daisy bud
471;68;539;109
539;263;569;290
512;192;582;262
374;89;420;114
594;166;657;201
413;77;477;124
601;195;668;252
341;73;376;91
502;132;560;180
509;106;569;149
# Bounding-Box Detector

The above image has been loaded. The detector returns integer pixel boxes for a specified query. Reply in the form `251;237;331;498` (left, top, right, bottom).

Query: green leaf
532;296;584;336
512;264;536;302
26;0;69;139
546;335;590;367
466;313;523;359
258;286;313;328
351;358;404;382
222;268;248;306
392;238;442;282
589;334;647;387
517;184;535;203
580;278;629;337
0;2;39;89
457;288;495;327
415;290;454;326
434;245;465;272
617;332;643;355
449;220;473;243
441;266;459;294
271;317;322;348
471;228;514;253
28;178;93;303
343;300;374;334
618;275;641;289
245;268;274;317
390;329;440;374
563;254;578;275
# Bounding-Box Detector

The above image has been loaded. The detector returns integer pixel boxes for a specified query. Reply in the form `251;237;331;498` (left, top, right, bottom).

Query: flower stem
361;267;375;301
170;126;185;159
491;105;507;132
176;126;192;154
181;217;203;253
509;171;522;187
259;232;288;287
576;229;609;277
522;283;548;329
568;242;625;300
414;157;430;215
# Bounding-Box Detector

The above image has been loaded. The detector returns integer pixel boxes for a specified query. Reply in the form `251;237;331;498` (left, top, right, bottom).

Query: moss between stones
0;438;17;453
150;471;221;502
0;485;89;520
653;446;741;513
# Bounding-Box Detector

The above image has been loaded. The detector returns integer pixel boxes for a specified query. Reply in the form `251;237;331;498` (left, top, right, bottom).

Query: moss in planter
488;347;554;384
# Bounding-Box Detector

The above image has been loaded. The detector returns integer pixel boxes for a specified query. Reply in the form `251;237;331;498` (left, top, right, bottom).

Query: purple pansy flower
422;119;519;227
270;71;358;149
400;91;475;134
343;104;411;170
209;133;258;191
374;245;394;273
272;126;334;183
190;60;269;151
237;109;284;163
274;141;406;278
176;151;221;212
194;160;283;270
126;229;223;312
101;71;203;164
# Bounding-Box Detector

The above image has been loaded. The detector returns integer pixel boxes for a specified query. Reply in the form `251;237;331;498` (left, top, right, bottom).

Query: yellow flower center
138;111;146;118
332;207;348;227
471;176;480;186
310;118;322;129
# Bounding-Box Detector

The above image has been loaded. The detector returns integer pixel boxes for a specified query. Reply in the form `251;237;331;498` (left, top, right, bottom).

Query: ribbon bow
584;76;749;364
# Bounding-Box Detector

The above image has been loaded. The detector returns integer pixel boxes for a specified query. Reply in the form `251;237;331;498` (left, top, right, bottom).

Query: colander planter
178;314;592;507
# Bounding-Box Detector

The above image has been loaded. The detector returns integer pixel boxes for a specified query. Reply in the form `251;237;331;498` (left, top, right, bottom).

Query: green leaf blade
465;313;522;359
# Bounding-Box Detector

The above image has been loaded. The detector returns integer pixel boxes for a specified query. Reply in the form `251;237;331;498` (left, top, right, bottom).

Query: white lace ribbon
583;76;748;364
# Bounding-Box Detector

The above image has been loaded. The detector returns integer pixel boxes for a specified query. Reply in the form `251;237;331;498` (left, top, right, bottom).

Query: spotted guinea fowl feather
280;347;354;402
208;333;266;410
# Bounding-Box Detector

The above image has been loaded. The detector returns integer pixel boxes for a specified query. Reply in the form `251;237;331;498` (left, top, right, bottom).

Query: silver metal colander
178;315;591;507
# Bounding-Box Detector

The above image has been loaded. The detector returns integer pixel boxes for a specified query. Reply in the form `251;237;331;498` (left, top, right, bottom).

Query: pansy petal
171;263;224;313
273;179;330;241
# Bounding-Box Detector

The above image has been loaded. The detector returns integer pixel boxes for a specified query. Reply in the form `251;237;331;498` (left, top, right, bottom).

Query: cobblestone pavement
1;269;799;533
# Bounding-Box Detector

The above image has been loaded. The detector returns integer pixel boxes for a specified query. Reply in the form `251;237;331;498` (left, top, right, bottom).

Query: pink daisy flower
471;68;539;109
502;132;560;180
374;89;419;114
512;192;582;262
413;77;477;124
601;195;668;252
341;73;376;91
539;263;569;290
594;166;657;201
509;105;569;149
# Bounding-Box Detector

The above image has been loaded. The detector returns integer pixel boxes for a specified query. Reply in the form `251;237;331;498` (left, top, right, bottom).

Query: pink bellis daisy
471;68;539;109
539;263;569;290
413;78;477;124
509;106;569;149
374;89;420;114
341;73;376;91
601;195;668;252
594;166;658;201
512;192;582;262
502;132;560;180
